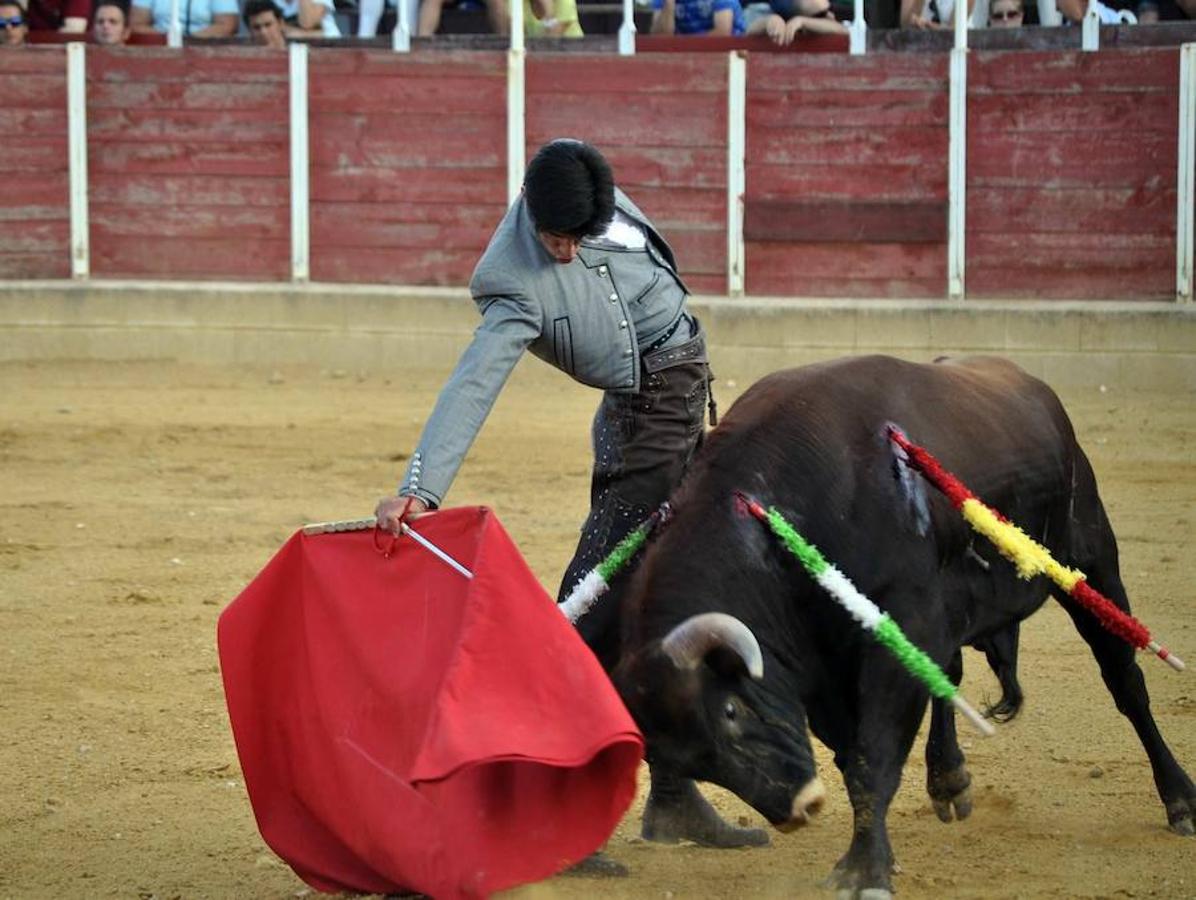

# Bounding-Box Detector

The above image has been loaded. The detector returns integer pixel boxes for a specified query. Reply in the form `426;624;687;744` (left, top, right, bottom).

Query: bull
610;354;1194;898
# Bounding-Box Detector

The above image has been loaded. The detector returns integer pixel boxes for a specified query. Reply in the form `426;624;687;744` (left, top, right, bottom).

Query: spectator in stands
416;0;509;35
130;0;240;36
1136;0;1195;20
651;0;748;33
23;0;89;31
93;0;133;42
525;0;582;35
751;0;848;39
0;0;28;42
987;0;1022;23
1054;0;1138;20
901;0;974;27
244;0;287;44
276;0;341;36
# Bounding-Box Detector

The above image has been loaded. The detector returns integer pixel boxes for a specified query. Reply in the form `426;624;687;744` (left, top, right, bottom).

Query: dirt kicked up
1;357;1193;900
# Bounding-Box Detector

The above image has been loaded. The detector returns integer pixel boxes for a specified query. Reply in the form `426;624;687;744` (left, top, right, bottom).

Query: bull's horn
661;612;764;680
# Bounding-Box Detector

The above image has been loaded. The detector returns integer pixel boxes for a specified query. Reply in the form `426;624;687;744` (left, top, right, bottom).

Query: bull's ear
661;612;764;680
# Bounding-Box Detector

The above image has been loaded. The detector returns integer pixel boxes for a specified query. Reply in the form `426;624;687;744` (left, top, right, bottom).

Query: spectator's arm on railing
708;6;734;33
192;11;240;35
129;3;158;33
1055;0;1084;20
295;0;328;29
651;0;676;33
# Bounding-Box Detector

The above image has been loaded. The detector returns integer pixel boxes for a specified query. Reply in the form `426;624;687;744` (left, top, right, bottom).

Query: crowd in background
1;0;1193;48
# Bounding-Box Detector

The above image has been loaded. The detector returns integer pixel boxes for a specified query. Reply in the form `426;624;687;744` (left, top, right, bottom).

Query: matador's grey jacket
399;187;693;508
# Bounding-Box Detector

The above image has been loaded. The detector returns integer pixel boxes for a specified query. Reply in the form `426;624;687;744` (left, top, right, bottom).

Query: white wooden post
727;51;746;297
948;44;967;299
849;0;866;56
289;44;310;282
507;47;526;206
168;0;182;47
511;0;524;51
393;0;413;51
1178;44;1195;303
67;42;89;279
619;0;636;56
1082;0;1100;51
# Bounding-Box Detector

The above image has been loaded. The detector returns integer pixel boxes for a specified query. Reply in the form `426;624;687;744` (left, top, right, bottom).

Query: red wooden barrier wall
308;49;508;285
0;44;1184;300
967;47;1179;300
527;54;730;295
1;48;70;280
87;47;291;281
745;53;949;298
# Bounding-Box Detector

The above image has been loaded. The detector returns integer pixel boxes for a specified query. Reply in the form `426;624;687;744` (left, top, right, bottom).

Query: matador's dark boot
641;767;769;848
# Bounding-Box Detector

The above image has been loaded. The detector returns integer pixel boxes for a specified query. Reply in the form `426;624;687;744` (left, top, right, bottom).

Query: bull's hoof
1165;793;1196;835
562;851;629;878
932;783;973;823
928;765;973;823
642;787;769;848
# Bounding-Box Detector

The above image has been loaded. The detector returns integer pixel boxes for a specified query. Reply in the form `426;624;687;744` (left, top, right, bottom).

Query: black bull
610;354;1195;898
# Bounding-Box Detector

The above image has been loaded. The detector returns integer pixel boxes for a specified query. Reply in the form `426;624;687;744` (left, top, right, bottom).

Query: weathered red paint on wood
312;247;489;286
92;236;290;281
90;204;289;240
968;187;1176;236
750;52;950;93
306;46;506;78
0;220;71;253
745;199;947;243
310;114;506;169
0;46;68;75
968;129;1176;189
746;242;946;298
745;52;948;296
87;46;297;82
0;253;69;279
966;48;1179;299
968;91;1176;135
528;54;728;92
0;109;69;136
745;162;947;200
311;167;507;205
87;81;289;112
0;52;69;278
751;126;949;169
749;89;950;130
88;109;290;144
308;52;507;285
969;47;1180;94
89;141;289;177
1;137;70;173
310;206;505;250
527;53;729;291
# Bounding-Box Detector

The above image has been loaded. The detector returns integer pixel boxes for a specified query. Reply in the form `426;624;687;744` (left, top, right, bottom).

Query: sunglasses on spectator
0;14;24;26
990;7;1022;17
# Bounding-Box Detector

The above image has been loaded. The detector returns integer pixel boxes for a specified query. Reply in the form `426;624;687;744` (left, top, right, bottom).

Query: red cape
217;507;643;898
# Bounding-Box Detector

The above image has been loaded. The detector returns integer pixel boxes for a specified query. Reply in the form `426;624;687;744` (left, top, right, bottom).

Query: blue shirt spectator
131;0;240;35
651;0;748;33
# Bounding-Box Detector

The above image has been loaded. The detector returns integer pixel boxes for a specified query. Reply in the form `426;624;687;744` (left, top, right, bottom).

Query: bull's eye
724;701;737;721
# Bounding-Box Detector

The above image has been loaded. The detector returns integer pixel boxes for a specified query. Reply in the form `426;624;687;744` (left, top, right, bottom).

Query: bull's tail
884;421;931;537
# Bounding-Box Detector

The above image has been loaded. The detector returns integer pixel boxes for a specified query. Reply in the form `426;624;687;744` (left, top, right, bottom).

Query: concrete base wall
2;281;1195;391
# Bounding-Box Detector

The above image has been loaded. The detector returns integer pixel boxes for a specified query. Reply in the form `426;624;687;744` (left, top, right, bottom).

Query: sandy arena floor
1;355;1193;900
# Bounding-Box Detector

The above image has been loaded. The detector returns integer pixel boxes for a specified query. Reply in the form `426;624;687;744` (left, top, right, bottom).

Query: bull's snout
775;778;826;832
